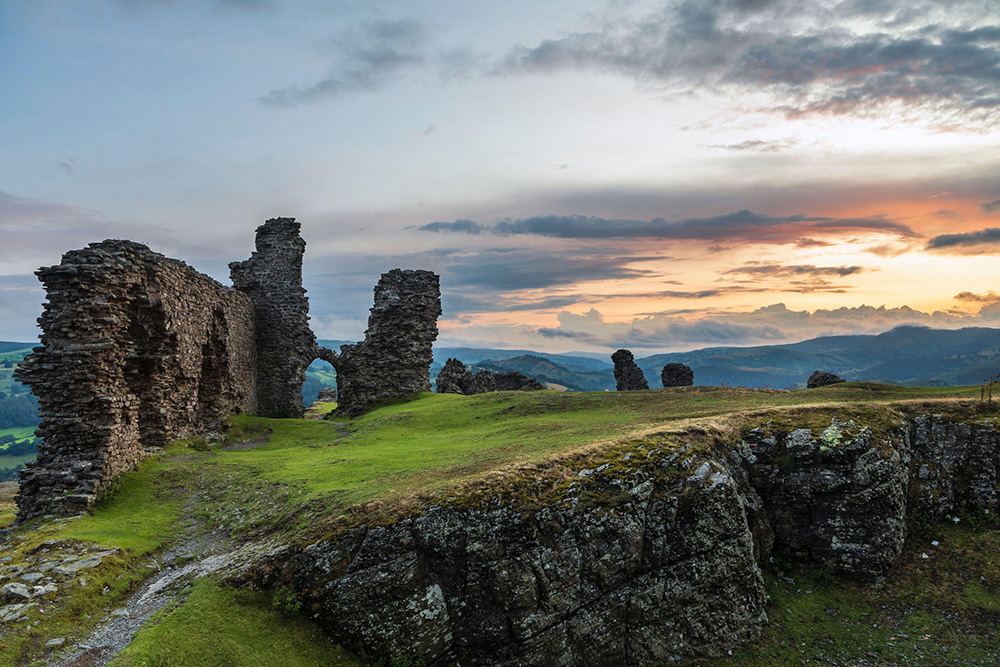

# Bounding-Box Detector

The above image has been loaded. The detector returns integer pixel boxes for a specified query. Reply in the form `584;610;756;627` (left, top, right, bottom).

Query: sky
1;0;999;354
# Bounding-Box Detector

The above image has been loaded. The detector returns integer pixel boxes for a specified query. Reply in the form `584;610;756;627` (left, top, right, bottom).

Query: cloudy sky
2;0;999;353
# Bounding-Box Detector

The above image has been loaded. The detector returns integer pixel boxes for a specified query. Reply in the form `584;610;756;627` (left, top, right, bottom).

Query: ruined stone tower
335;270;441;416
230;218;317;418
15;241;257;518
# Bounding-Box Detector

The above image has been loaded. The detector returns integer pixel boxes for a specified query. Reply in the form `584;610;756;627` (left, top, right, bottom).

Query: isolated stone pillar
336;269;441;416
612;349;648;391
230;218;317;418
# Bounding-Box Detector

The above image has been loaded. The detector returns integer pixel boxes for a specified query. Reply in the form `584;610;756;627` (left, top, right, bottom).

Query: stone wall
335;270;441;417
230;218;317;418
15;241;256;519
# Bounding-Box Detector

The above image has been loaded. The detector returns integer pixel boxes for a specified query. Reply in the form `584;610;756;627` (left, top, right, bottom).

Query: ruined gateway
15;218;441;520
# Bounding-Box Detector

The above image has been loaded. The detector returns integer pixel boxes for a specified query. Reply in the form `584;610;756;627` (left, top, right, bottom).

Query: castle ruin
15;219;440;520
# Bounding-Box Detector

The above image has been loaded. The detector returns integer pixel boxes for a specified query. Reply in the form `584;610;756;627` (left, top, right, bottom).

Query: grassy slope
1;383;993;666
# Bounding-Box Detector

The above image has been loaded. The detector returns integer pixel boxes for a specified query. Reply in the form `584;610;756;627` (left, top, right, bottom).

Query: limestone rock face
612;349;648;391
259;452;768;665
230;218;316;418
15;240;256;519
908;414;999;518
336;270;442;417
661;363;694;387
738;419;908;582
807;370;845;388
436;359;545;395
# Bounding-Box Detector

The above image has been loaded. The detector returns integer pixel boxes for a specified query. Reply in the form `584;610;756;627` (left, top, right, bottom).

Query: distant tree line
0;393;39;429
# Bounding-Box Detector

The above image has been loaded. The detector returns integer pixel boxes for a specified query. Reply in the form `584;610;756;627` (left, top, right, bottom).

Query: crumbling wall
230;218;319;418
15;240;256;519
335;270;441;417
436;359;544;394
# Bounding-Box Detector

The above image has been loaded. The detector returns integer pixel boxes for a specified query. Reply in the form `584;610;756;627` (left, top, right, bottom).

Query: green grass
0;425;36;443
109;580;364;667
707;521;1000;666
55;456;185;555
211;384;981;525
1;382;993;666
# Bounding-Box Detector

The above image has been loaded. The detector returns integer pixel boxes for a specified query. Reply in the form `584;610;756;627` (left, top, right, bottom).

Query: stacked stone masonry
334;269;442;417
16;220;443;520
15;240;257;519
436;358;545;395
230;218;317;418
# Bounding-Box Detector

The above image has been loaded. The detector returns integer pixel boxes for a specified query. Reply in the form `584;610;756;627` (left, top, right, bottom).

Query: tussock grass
109;580;362;667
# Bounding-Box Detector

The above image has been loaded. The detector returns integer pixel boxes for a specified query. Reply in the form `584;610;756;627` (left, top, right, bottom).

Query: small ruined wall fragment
15;241;256;519
435;359;544;395
230;218;316;418
336;270;441;417
612;349;648;391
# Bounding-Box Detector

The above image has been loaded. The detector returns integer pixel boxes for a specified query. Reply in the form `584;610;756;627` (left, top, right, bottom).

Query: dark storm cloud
446;249;659;290
724;263;865;278
926;227;1000;250
954;290;1000;303
260;19;426;107
729;29;1000;124
537;328;599;341
496;0;999;128
980;199;1000;213
417;211;917;243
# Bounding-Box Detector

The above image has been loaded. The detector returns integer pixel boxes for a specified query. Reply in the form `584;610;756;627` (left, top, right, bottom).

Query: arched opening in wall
123;291;169;449
304;349;338;408
196;309;230;428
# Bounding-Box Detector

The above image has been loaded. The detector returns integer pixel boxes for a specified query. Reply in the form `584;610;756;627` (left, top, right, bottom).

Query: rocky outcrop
230;218;317;418
661;363;694;387
254;445;768;665
316;387;337;403
807;370;845;388
612;349;648;391
15;240;256;519
737;419;908;582
436;359;545;394
242;406;999;665
908;414;999;518
335;270;441;417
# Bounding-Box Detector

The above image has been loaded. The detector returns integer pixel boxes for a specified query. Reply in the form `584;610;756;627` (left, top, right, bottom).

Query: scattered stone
2;582;32;601
661;363;694;387
45;637;66;647
612;349;648;391
20;572;44;584
807;370;845;388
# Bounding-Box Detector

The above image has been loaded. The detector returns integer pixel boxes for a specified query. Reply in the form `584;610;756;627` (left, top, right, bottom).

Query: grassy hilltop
0;384;997;666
